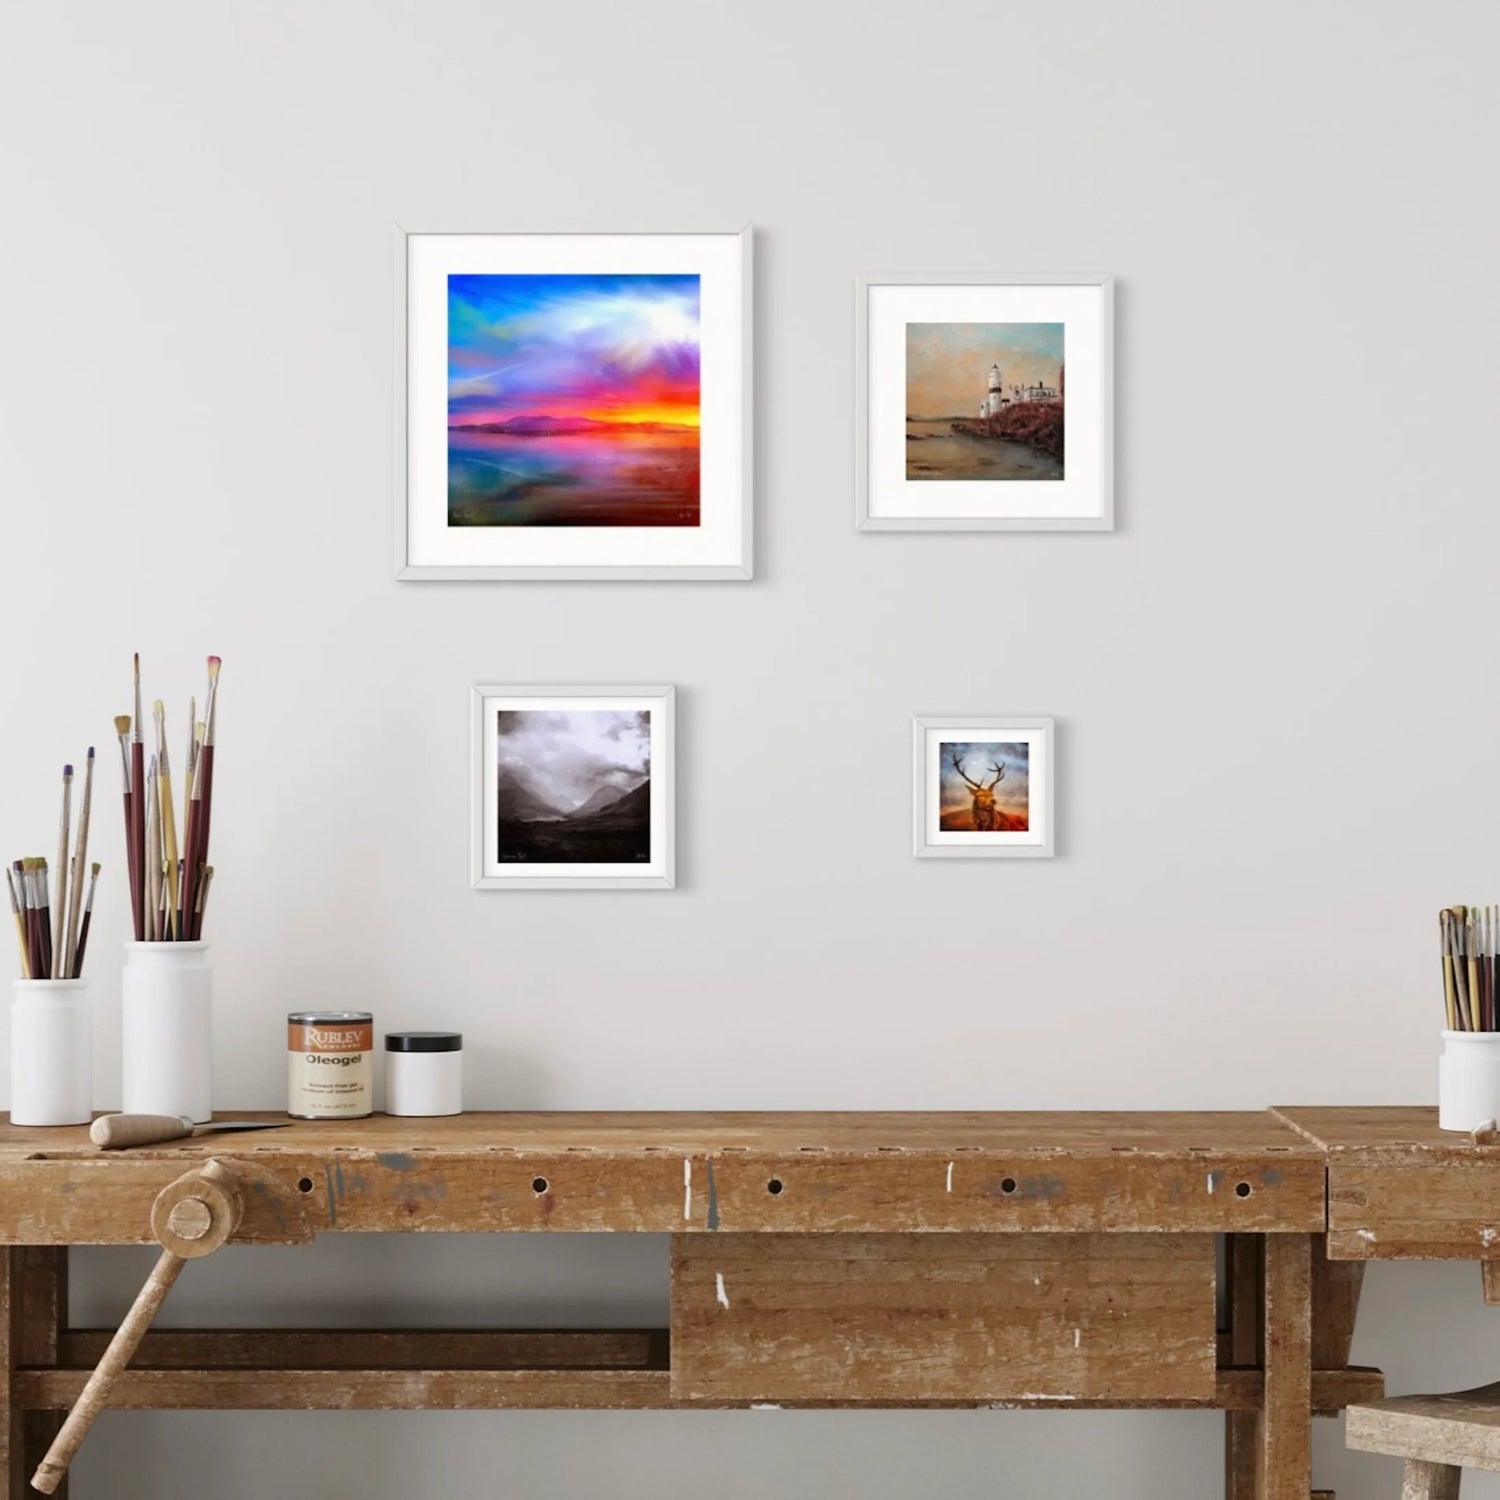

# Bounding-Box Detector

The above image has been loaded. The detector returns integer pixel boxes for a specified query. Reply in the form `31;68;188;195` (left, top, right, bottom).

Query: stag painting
949;750;1004;830
938;741;1030;833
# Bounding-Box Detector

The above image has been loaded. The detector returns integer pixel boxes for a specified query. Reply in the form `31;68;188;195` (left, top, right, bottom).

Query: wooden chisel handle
90;1113;195;1149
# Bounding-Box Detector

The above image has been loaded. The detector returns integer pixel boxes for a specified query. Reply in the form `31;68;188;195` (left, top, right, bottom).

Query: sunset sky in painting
449;273;700;428
906;323;1064;418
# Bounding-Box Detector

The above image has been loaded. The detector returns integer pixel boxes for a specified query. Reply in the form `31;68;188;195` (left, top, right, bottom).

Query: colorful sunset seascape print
938;741;1030;833
448;273;701;528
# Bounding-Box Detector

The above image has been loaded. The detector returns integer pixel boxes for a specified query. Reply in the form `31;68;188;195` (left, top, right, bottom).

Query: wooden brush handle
89;1113;195;1149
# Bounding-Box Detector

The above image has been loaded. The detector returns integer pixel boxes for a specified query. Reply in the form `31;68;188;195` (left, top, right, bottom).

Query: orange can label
288;1021;373;1053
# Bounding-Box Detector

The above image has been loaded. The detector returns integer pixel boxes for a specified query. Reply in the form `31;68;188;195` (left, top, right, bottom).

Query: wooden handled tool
32;1158;244;1493
89;1114;290;1149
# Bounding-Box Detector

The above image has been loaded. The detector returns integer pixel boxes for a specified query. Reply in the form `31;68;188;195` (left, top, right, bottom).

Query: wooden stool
1347;1383;1500;1497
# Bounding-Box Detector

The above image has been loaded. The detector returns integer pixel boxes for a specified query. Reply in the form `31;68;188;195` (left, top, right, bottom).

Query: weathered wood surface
1484;1261;1500;1305
17;1367;674;1411
0;1111;1326;1241
1258;1234;1312;1500
5;1110;1324;1157
1;1249;68;1499
16;1351;1383;1412
1225;1234;1261;1499
1311;1235;1365;1373
1348;1381;1500;1471
59;1328;670;1371
671;1232;1218;1404
1401;1460;1462;1500
1276;1106;1500;1258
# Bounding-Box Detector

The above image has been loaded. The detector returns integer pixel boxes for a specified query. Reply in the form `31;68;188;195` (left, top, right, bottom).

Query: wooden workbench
0;1111;1384;1498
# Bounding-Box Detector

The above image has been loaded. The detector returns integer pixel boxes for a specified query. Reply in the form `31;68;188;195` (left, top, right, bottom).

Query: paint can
287;1010;373;1119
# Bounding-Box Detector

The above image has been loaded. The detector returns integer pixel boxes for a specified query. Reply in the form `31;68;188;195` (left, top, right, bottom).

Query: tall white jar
121;942;212;1123
1438;1030;1500;1132
11;980;91;1126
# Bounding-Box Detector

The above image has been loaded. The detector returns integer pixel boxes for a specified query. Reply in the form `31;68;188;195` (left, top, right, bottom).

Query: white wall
2;1;1498;1493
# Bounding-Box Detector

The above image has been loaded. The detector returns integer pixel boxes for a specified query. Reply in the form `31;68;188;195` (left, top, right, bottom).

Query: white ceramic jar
11;979;91;1126
1438;1030;1500;1131
384;1032;463;1117
121;942;212;1123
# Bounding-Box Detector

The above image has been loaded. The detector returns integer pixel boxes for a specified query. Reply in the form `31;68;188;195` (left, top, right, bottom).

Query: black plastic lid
385;1031;463;1053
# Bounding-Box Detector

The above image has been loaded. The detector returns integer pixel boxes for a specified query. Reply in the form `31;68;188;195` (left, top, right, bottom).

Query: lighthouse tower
985;363;1004;417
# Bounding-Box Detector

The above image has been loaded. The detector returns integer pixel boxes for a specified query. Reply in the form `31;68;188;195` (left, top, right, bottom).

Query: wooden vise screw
31;1157;245;1494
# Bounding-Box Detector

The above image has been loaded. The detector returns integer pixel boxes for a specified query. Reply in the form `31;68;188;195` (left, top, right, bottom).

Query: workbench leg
1310;1233;1364;1385
1225;1234;1261;1500
1401;1459;1461;1499
1257;1233;1312;1500
1;1249;68;1499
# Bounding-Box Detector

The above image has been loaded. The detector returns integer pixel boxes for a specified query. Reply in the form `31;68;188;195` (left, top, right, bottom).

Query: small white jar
11;979;91;1126
385;1032;463;1117
1439;1030;1500;1131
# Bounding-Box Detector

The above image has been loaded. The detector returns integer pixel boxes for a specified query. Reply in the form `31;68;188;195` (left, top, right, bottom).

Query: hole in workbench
766;1178;783;1195
1235;1181;1252;1198
1000;1177;1018;1194
532;1177;549;1194
297;1177;314;1194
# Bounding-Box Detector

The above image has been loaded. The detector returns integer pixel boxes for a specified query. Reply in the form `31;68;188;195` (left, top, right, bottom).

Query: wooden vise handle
31;1158;243;1494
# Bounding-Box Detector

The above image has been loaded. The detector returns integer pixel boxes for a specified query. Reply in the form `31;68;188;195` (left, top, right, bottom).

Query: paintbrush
1480;909;1488;1032
1451;910;1472;1031
16;862;34;980
130;656;145;941
1469;911;1482;1031
63;748;93;977
34;857;52;979
143;755;160;942
72;862;99;978
114;714;137;943
7;867;29;980
52;766;72;978
179;714;201;936
192;658;220;940
195;864;215;933
1442;911;1459;1030
154;703;179;939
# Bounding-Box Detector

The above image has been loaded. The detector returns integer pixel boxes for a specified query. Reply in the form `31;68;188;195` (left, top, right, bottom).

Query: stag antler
949;748;983;791
984;760;1005;789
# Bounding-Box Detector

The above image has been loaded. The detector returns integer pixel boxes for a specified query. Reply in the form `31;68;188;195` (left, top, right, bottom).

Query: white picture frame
398;228;753;580
856;273;1113;532
913;716;1055;859
471;684;676;890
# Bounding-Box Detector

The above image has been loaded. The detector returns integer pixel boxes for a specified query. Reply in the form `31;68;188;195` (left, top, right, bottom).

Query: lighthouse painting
904;322;1064;482
446;273;702;527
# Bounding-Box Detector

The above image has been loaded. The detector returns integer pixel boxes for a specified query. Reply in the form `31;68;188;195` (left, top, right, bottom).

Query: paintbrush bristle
153;700;164;719
114;716;130;735
62;765;72;778
90;862;99;875
207;656;221;676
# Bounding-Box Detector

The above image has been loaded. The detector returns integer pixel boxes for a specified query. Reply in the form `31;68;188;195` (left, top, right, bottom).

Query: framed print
913;716;1055;859
856;274;1113;531
471;685;675;889
398;229;752;580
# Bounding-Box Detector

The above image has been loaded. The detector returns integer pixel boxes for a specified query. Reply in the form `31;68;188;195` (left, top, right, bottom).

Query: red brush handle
129;744;146;941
